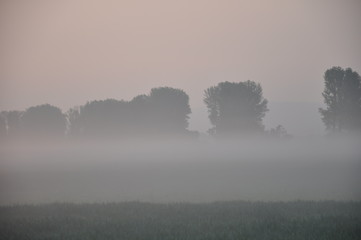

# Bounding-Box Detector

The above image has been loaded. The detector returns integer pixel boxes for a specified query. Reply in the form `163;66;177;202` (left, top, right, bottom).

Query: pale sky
1;0;361;111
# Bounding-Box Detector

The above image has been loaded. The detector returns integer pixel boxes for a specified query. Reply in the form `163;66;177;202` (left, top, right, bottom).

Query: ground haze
1;137;360;205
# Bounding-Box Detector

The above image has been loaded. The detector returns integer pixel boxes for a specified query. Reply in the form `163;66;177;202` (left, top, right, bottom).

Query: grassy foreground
1;201;360;240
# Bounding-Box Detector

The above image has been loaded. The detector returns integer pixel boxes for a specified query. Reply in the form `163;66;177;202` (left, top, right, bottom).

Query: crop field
1;201;360;240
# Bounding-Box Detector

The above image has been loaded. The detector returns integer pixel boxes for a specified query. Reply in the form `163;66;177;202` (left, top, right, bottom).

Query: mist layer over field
1;137;360;205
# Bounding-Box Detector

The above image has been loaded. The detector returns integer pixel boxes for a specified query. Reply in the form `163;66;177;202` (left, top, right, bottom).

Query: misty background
1;0;360;136
1;0;361;205
189;101;324;136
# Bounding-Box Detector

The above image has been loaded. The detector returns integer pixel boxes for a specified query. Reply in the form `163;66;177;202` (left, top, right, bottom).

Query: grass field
1;201;360;240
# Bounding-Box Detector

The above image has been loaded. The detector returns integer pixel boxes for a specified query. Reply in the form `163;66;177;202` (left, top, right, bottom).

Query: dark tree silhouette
148;87;191;133
21;104;66;137
67;87;193;138
76;99;130;137
129;94;151;133
319;67;361;133
204;81;268;136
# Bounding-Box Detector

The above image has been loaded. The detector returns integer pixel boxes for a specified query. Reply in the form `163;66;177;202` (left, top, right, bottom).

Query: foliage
204;81;268;136
0;201;360;240
67;87;192;138
319;67;361;133
21;104;67;137
148;87;191;132
75;99;130;136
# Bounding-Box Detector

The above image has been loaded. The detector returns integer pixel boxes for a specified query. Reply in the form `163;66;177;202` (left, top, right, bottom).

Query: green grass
1;201;360;240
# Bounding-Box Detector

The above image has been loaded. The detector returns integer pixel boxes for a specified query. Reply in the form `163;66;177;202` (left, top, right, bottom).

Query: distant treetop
319;66;361;134
204;80;268;137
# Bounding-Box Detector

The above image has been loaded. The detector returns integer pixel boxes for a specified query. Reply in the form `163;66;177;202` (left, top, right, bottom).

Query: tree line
0;87;194;140
0;66;360;140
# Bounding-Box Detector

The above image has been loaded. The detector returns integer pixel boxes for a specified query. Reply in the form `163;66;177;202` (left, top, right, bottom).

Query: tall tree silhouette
21;104;66;137
319;67;361;133
148;87;191;134
204;81;268;136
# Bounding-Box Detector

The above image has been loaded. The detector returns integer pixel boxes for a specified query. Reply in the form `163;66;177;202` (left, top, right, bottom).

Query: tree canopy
319;67;361;133
204;81;268;137
148;87;191;133
67;87;193;138
21;104;67;137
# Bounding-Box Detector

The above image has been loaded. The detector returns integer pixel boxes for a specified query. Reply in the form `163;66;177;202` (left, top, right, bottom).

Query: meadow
1;201;360;240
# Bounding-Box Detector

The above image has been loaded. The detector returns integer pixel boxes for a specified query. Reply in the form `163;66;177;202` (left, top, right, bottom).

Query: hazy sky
1;0;360;111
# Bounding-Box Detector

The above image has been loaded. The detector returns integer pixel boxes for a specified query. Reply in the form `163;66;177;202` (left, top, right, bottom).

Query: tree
67;87;193;138
73;99;130;137
148;87;191;133
21;104;66;137
129;94;152;133
319;67;361;133
204;81;268;136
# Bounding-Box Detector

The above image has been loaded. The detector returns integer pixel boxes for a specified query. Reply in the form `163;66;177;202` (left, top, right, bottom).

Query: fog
189;101;324;136
1;0;361;207
1;137;360;205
